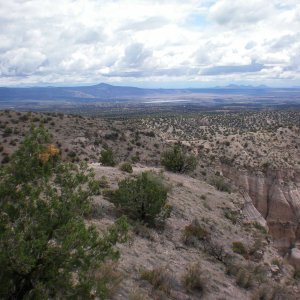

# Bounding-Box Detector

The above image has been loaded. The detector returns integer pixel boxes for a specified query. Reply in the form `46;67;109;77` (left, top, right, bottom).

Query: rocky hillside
222;166;300;256
1;109;300;298
141;110;300;261
88;164;299;299
0;110;164;166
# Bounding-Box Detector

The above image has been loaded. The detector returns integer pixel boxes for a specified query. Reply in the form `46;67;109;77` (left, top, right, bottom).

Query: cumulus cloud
0;0;299;86
0;48;47;76
209;0;275;26
122;43;152;68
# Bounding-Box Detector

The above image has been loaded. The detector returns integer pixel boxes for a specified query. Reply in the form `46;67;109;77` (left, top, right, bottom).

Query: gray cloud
122;43;152;68
245;41;256;50
76;30;106;44
103;67;199;78
284;46;300;72
201;61;265;76
269;33;300;50
120;16;169;31
209;0;274;26
103;70;144;78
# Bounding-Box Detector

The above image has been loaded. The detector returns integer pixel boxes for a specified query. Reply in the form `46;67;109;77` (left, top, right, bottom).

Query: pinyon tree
0;126;128;299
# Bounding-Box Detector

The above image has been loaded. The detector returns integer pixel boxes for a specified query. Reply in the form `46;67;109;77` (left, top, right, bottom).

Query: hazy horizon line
1;82;300;89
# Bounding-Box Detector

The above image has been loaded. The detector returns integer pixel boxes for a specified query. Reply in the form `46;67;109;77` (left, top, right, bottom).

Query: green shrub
2;155;10;164
253;222;268;234
232;241;248;257
113;172;169;226
104;132;119;141
98;175;109;188
294;270;300;280
0;126;128;299
102;188;115;199
3;127;12;137
20;114;29;122
210;176;231;193
67;150;76;158
100;148;116;166
119;162;133;173
224;209;240;224
271;258;281;267
161;144;197;173
131;155;140;163
236;268;254;289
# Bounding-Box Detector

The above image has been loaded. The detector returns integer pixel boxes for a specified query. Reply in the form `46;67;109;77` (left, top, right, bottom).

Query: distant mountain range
214;84;269;89
0;83;299;102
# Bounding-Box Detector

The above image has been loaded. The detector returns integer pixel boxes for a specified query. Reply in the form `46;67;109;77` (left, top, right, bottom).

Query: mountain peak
94;83;113;87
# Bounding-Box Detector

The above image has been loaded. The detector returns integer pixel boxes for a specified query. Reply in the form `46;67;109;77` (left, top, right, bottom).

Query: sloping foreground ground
89;164;299;300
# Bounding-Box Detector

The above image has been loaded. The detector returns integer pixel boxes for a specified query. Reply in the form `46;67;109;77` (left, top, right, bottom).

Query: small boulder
289;248;300;271
270;264;280;275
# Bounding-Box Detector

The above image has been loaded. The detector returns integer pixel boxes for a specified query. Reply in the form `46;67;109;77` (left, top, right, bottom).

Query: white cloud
0;0;299;86
209;0;275;26
0;48;46;76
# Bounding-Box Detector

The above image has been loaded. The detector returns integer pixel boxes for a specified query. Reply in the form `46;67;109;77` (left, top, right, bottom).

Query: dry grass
140;267;173;295
182;218;210;246
182;262;207;295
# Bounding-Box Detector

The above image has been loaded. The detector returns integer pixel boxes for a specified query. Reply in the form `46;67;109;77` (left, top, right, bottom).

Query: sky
0;0;300;87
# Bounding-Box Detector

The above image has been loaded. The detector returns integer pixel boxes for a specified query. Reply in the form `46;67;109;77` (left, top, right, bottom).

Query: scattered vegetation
226;260;268;290
0;110;298;299
252;284;293;300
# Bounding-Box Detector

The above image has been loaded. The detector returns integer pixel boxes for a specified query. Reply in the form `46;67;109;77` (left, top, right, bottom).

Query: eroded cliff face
222;165;300;255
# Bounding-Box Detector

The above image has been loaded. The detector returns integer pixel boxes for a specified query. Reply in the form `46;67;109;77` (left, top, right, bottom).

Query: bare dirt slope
89;164;299;300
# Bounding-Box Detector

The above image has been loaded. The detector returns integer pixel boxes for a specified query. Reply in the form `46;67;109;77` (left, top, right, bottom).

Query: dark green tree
161;144;197;173
99;148;116;167
0;126;128;299
113;172;169;226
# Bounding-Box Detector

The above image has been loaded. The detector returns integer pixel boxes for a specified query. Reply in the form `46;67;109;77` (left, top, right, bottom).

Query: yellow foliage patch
38;144;59;162
47;144;60;156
